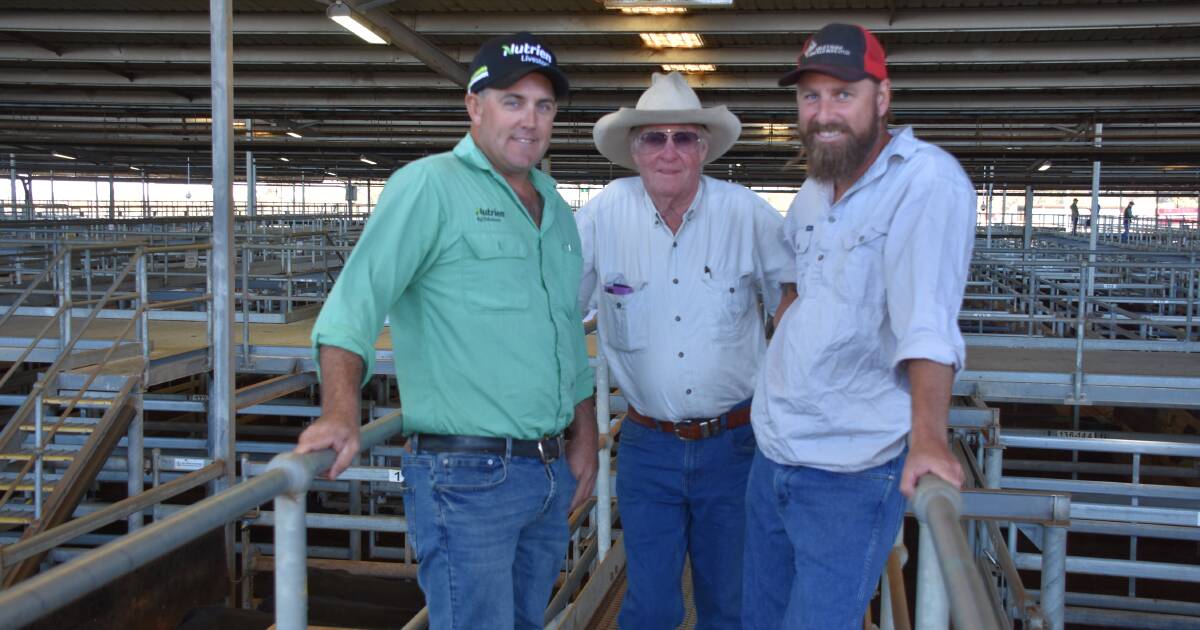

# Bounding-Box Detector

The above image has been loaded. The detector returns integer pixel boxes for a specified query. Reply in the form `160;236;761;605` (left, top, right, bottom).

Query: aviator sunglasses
633;130;705;152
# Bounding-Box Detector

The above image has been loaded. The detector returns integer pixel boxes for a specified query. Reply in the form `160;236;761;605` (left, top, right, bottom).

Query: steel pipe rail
911;475;1004;630
0;410;404;629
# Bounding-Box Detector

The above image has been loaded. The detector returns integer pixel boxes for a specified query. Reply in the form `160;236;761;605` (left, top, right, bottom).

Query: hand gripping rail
0;410;404;629
911;474;1004;630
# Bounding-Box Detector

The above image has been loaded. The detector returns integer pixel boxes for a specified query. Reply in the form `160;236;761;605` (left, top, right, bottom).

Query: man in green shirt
295;32;597;630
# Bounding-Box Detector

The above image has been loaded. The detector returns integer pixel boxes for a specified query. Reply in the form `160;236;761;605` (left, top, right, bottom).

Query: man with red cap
745;23;976;628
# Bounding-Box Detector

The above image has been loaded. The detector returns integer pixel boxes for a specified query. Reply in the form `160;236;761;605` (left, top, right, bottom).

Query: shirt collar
836;126;918;201
641;175;706;222
452;133;561;221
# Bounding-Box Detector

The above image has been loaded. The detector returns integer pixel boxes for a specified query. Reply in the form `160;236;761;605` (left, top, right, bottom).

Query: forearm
772;282;797;330
319;344;365;425
907;358;954;448
567;396;598;444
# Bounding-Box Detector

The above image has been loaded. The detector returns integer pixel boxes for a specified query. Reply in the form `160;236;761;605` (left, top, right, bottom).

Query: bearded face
793;74;889;184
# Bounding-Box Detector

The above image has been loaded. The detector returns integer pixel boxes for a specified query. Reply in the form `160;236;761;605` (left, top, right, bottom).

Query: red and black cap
778;23;888;86
467;32;569;99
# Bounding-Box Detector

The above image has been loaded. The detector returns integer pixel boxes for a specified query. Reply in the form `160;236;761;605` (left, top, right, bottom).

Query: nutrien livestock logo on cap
805;40;852;59
502;42;553;67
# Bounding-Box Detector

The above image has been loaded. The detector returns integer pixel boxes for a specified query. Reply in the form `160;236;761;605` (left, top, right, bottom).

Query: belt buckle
536;436;556;464
673;422;697;441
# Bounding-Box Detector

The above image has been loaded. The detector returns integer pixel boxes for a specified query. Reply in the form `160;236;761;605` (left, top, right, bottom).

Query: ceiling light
619;6;687;14
1037;160;1052;172
359;156;377;165
662;63;715;73
605;0;733;8
762;122;791;136
183;117;245;128
129;165;141;172
640;32;704;48
327;1;388;45
325;171;338;177
51;152;76;160
279;157;290;162
285;131;303;139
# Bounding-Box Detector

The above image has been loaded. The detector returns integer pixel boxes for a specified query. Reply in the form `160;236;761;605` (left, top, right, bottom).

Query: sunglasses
633;130;705;152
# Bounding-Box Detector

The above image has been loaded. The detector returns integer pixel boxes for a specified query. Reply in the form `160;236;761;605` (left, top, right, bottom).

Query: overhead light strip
327;2;388;45
640;32;704;48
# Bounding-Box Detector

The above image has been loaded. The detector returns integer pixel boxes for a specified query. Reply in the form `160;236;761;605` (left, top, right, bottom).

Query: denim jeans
742;447;906;630
400;446;577;630
616;420;756;630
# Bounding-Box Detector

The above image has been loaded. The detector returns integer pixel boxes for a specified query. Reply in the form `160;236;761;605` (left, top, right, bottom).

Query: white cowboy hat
593;72;741;171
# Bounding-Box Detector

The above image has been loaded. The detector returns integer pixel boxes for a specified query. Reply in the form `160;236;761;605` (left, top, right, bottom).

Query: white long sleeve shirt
577;176;791;421
753;127;976;471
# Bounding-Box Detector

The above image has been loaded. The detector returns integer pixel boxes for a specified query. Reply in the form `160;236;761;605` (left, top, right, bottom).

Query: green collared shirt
312;134;593;439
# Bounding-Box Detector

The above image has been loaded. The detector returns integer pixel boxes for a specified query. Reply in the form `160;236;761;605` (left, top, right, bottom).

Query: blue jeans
742;447;906;630
616;420;756;630
400;446;577;630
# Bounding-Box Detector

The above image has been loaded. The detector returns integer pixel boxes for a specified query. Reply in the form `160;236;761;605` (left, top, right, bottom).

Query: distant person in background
1070;198;1080;235
1123;200;1135;241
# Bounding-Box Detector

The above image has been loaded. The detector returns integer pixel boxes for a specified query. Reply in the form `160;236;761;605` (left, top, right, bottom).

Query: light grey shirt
577;175;790;420
752;127;976;471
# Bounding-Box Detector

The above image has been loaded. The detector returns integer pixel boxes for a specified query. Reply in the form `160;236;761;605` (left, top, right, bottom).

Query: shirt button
673;278;679;284
672;242;678;248
828;216;836;223
675;315;681;322
685;389;692;395
817;254;825;261
729;287;735;293
858;235;865;242
678;352;684;358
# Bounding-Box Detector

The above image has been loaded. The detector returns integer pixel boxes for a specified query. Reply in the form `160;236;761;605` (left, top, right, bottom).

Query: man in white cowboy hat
575;72;791;629
745;23;974;628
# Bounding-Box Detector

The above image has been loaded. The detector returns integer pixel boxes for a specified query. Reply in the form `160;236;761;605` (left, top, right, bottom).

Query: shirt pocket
792;228;814;298
701;272;754;342
599;282;649;352
462;231;531;311
831;220;888;306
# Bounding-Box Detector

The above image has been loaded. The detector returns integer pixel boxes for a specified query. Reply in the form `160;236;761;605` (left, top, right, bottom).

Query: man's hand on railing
900;438;964;500
295;415;361;480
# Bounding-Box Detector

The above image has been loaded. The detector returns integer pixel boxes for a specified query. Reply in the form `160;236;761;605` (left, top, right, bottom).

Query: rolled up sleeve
311;168;442;385
884;167;976;374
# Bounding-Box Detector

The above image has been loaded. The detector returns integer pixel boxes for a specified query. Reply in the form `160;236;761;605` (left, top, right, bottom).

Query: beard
799;115;880;183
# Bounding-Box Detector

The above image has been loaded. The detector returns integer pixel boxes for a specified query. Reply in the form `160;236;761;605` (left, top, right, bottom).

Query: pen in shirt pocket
604;283;634;295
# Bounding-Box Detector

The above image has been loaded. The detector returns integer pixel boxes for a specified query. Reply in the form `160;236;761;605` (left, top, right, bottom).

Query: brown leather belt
626;403;751;441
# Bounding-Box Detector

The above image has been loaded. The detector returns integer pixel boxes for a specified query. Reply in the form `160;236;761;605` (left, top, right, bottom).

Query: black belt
413;433;563;463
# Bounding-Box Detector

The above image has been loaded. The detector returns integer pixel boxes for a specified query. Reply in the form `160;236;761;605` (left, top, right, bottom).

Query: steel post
595;356;611;560
1042;525;1067;630
126;392;144;531
273;490;308;630
915;523;949;630
209;0;238;599
1024;185;1034;248
8;153;15;219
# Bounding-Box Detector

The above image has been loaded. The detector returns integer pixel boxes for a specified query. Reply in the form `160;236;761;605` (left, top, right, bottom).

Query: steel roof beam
2;68;1198;92
1;7;1197;35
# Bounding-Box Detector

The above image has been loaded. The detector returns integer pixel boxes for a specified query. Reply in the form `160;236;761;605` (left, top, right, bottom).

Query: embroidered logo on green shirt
475;207;506;223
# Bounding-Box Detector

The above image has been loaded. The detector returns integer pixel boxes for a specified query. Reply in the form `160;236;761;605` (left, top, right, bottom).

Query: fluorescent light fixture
640;32;704;48
327;1;388;45
662;63;715;73
619;6;687;14
183;117;245;128
279;157;290;162
325;171;338;177
51;152;76;160
359;156;377;165
129;165;141;171
1037;160;1052;172
762;122;791;136
605;0;733;8
285;131;303;139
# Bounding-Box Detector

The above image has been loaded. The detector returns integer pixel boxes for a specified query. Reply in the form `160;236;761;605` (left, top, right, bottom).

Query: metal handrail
0;410;405;629
911;474;1005;630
